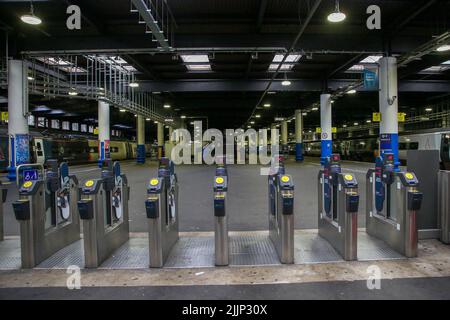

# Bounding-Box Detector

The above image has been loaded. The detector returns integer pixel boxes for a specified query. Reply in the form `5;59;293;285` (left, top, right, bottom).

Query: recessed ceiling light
327;0;346;23
250;121;255;124
312;107;319;111
354;122;359;126
366;120;371;123
281;80;291;86
255;114;261;118
347;89;357;94
181;115;186;119
436;45;450;52
264;103;271;108
164;104;171;109
119;109;126;112
425;108;433;112
129;82;139;88
180;55;209;63
27;76;34;81
68;89;78;96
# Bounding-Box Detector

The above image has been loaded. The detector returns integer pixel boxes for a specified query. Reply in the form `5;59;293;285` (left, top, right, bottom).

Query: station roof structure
0;0;449;130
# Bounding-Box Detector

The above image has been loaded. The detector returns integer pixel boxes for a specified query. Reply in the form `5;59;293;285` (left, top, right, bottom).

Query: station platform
1;158;449;299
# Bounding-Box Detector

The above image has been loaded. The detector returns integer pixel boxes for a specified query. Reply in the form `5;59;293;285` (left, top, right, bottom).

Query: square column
98;100;110;167
320;94;332;165
295;109;304;162
7;60;30;181
379;57;400;169
137;115;145;164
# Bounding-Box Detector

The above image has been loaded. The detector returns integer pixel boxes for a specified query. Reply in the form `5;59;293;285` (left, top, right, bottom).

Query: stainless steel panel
318;172;358;261
366;171;418;257
83;178;130;268
438;171;450;244
0;238;22;270
215;215;229;266
148;181;179;268
19;176;81;268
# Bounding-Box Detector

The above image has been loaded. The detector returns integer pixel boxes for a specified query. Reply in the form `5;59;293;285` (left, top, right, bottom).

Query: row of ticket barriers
0;153;447;268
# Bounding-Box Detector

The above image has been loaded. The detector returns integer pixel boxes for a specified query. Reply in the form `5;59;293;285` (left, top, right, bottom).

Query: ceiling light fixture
281;72;292;86
263;103;271;108
68;88;78;96
436;44;450;52
119;109;126;112
129;82;139;88
181;115;186;119
164;104;171;109
27;76;34;81
20;1;42;25
347;89;357;94
327;0;346;23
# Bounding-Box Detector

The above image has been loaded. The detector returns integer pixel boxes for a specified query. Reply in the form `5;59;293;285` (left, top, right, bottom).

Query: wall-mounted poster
15;134;30;165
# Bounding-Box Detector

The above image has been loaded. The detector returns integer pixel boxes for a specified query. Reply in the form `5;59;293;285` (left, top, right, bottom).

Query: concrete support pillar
157;122;164;158
7;60;29;181
136;115;145;164
270;123;278;146
169;126;174;141
281;121;288;145
379;57;400;169
320;94;332;165
295;109;304;161
98;100;110;167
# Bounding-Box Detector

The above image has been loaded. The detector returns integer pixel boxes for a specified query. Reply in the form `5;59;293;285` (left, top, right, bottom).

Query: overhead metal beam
17;34;427;55
130;0;170;50
137;79;450;93
256;0;268;30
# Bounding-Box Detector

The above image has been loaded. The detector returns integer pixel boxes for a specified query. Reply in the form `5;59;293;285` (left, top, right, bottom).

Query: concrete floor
1;157;449;300
1;157;372;235
2;277;450;300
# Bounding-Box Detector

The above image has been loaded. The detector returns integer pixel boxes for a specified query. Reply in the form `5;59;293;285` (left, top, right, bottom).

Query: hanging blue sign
364;67;378;90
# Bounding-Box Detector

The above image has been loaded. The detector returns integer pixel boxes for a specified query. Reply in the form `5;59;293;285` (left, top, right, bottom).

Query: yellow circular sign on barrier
85;180;94;187
23;181;33;188
215;177;224;184
344;174;354;181
405;173;414;180
281;176;290;183
150;179;159;186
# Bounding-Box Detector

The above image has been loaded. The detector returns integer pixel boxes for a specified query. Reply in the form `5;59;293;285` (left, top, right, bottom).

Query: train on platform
302;128;450;169
0;126;154;172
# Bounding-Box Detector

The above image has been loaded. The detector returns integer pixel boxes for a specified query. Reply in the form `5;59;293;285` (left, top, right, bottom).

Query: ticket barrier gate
366;153;423;257
268;159;295;264
145;158;179;268
12;160;80;268
214;164;228;266
77;160;129;268
318;154;359;260
0;181;9;241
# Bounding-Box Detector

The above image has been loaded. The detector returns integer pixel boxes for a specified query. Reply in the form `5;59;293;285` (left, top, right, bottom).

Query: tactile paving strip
36;240;84;269
4;230;406;270
0;238;21;270
294;233;344;264
357;231;404;261
101;238;149;269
